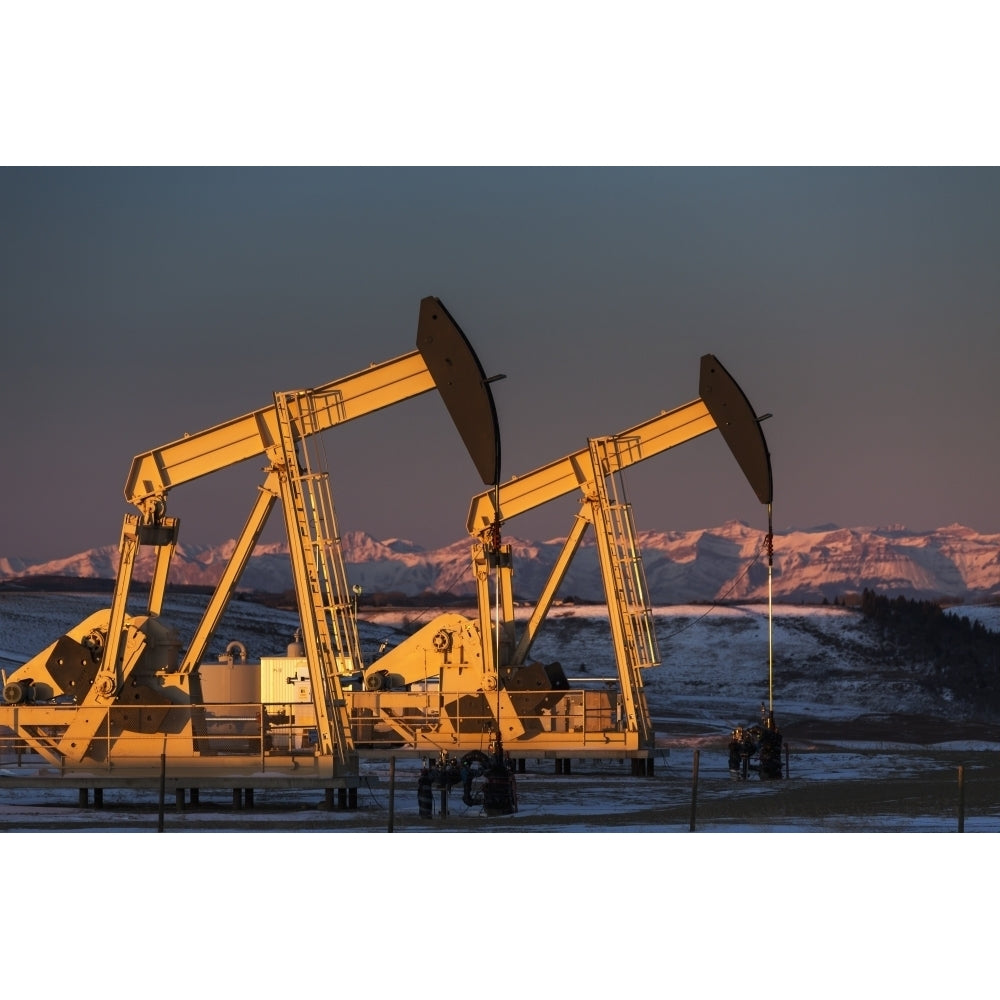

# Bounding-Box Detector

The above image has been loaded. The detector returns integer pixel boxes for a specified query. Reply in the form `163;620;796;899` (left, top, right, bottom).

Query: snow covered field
3;591;998;833
3;590;996;995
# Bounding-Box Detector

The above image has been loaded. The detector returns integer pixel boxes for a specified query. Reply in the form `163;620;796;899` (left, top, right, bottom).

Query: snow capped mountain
4;521;1000;604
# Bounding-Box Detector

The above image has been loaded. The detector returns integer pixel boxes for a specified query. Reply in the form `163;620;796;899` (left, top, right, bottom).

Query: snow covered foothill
4;591;999;749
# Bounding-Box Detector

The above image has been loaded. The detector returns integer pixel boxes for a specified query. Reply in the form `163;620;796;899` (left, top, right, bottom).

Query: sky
3;11;999;563
4;167;1000;561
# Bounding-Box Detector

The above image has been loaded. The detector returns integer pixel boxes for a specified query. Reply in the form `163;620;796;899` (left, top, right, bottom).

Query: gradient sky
3;167;1000;561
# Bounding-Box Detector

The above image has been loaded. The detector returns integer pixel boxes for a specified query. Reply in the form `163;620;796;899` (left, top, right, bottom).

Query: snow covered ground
3;591;998;833
2;590;995;992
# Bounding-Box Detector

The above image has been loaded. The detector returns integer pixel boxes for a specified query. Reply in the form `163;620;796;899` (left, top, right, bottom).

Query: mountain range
3;521;1000;604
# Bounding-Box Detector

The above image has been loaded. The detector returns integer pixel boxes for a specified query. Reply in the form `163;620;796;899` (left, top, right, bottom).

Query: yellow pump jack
0;298;501;780
348;355;772;765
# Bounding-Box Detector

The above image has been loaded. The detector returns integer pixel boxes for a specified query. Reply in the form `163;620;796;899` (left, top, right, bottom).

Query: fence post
689;749;700;832
157;738;167;833
388;756;396;833
259;704;266;772
957;764;965;833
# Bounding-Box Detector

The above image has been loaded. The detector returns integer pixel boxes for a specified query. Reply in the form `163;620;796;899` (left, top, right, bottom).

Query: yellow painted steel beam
125;350;436;507
466;397;716;536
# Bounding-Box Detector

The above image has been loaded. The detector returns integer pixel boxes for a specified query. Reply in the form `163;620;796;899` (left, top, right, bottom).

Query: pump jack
349;354;772;766
0;298;502;782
